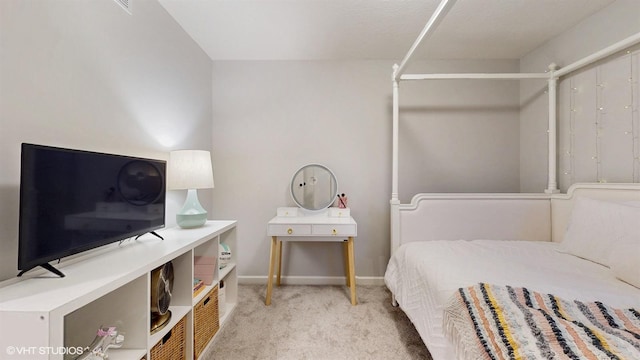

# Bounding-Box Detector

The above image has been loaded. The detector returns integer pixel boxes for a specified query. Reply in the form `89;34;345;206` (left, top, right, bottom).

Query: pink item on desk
337;193;348;209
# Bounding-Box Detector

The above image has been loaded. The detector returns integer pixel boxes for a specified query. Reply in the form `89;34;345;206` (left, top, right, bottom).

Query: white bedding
384;239;640;360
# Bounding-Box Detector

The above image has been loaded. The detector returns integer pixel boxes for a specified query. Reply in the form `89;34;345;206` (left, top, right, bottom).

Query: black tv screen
18;143;166;276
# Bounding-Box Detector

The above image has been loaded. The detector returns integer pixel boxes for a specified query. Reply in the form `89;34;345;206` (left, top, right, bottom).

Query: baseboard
239;275;385;286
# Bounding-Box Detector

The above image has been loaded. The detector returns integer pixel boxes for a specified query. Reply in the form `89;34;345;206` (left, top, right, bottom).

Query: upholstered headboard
396;193;551;245
390;183;640;253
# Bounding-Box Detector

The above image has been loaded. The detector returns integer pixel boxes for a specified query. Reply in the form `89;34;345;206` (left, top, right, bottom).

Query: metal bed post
391;65;400;255
546;63;560;194
400;73;549;81
391;0;456;257
394;0;457;81
555;32;640;77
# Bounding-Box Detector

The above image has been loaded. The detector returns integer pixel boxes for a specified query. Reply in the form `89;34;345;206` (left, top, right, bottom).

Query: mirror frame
289;163;338;212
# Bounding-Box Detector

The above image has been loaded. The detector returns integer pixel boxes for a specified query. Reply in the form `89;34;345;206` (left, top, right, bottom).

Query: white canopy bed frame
387;1;640;359
390;0;640;252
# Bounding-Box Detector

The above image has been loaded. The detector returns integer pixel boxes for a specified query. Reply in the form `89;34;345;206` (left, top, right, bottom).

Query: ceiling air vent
113;0;131;14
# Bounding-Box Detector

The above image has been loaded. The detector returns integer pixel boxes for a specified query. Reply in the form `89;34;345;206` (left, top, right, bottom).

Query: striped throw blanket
444;283;640;360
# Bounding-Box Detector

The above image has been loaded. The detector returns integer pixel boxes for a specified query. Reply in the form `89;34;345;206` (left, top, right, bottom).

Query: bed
385;184;640;359
386;1;640;359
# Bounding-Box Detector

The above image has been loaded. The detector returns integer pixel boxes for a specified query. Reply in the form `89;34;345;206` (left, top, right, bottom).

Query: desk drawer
276;207;299;217
329;207;350;217
312;224;356;236
268;224;312;236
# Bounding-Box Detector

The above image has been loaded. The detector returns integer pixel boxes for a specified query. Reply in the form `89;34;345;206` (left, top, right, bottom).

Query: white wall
211;59;520;280
398;60;521;199
0;0;213;281
519;0;640;192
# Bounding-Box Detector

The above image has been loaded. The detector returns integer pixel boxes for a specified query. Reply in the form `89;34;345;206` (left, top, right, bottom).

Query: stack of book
193;278;205;298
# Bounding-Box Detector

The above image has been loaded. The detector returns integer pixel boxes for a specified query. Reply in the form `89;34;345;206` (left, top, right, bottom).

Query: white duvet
384;239;640;360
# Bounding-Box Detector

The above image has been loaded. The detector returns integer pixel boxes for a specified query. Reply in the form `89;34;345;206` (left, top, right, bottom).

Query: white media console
0;220;237;360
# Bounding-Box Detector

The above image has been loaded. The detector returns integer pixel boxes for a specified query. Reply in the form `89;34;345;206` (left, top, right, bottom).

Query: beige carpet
203;284;432;360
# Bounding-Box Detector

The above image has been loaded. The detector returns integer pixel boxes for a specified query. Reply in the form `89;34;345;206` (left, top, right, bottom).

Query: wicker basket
150;315;186;360
194;285;220;359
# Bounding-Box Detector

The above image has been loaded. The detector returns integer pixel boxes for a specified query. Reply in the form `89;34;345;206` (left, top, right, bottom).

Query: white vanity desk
266;207;357;305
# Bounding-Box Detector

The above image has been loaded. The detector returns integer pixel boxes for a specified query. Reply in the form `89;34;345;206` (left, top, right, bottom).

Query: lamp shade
168;150;214;190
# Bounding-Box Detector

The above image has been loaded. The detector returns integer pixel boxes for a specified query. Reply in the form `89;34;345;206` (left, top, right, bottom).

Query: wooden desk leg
265;236;278;306
347;236;357;305
343;241;350;287
276;239;283;286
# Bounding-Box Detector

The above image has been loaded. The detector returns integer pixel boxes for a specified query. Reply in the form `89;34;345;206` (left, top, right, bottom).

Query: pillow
559;197;639;267
609;233;640;288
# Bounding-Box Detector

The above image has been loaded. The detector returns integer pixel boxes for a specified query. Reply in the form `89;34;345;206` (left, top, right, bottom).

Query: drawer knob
287;228;293;235
332;229;337;235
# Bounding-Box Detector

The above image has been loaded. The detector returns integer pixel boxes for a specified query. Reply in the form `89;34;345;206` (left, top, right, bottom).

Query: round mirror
290;164;338;211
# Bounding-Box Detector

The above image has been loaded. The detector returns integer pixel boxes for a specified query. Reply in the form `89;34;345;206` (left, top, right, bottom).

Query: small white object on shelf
219;243;231;269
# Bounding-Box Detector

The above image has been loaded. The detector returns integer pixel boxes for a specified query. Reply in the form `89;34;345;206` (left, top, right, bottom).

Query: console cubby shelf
0;220;237;360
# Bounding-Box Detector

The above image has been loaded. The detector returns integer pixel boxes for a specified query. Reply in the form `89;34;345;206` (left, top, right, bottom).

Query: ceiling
158;0;616;61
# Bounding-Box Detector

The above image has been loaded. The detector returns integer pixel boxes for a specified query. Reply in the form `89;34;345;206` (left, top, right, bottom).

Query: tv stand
1;221;238;360
136;231;164;241
17;262;65;278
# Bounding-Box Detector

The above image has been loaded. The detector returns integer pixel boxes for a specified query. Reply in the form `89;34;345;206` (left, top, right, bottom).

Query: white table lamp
168;150;214;228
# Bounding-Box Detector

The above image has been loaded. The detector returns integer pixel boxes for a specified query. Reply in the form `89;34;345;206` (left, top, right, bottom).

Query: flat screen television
18;143;166;277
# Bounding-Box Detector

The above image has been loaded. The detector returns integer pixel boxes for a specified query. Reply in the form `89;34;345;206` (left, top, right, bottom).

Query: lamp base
176;213;208;228
176;189;208;229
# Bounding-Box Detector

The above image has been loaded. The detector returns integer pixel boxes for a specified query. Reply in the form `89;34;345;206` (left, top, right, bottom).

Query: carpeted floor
202;284;432;360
